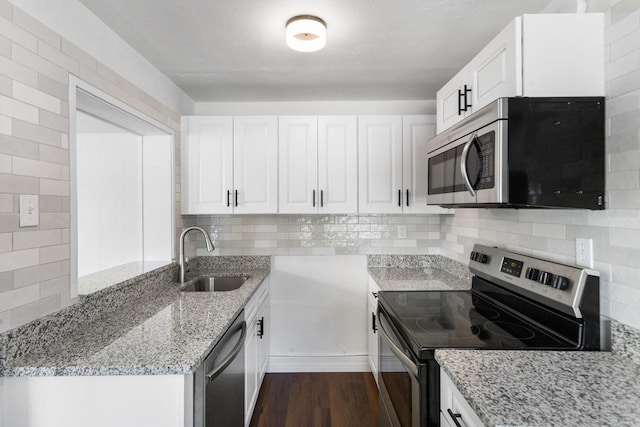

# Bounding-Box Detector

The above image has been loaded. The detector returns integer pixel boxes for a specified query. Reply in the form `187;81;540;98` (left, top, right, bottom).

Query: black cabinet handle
447;409;464;427
372;292;378;298
398;189;402;207
227;190;231;207
313;190;316;207
320;190;324;207
406;189;409;207
463;85;472;111
371;312;377;333
257;316;264;339
458;85;472;115
235;190;238;207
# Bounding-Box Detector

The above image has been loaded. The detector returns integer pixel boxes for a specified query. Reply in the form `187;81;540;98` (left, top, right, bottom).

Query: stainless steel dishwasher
194;310;246;427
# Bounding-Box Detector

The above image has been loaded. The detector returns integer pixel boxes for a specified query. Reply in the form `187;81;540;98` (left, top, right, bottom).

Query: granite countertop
368;267;471;291
436;349;640;427
367;254;473;291
1;266;270;377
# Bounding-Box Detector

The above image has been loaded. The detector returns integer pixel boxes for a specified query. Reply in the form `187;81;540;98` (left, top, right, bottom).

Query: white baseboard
267;355;371;373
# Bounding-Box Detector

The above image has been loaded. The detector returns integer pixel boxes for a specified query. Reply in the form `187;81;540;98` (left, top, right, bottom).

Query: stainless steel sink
181;275;249;292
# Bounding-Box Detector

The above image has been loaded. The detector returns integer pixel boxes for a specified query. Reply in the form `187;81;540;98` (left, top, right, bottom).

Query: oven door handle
460;132;477;197
378;311;419;378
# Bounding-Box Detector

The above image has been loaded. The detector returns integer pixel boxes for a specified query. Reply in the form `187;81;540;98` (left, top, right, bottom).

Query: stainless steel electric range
377;244;601;427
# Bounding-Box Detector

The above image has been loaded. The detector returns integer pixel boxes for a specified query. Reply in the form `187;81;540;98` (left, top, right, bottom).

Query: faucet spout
178;226;215;283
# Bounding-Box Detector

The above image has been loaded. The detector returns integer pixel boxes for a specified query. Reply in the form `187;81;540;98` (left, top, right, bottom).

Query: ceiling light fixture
286;15;327;53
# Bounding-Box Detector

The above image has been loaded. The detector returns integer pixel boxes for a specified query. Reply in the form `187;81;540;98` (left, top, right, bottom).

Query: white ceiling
77;0;552;102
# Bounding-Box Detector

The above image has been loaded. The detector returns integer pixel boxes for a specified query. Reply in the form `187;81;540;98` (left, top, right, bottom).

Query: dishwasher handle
205;320;247;383
378;310;419;378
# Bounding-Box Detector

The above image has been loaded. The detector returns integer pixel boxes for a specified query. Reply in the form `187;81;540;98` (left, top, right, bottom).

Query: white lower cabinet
440;368;484;427
367;277;381;386
1;375;193;427
245;277;270;427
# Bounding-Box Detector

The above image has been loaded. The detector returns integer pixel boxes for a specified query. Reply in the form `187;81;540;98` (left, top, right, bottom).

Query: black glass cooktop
378;290;579;360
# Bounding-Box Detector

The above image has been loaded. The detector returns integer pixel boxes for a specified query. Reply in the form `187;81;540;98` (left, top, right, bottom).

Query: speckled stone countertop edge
367;254;472;280
366;255;472;292
435;320;640;427
1;269;270;377
0;256;271;377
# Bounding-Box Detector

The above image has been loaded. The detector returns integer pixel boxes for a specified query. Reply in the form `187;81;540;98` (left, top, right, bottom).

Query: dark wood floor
249;372;379;427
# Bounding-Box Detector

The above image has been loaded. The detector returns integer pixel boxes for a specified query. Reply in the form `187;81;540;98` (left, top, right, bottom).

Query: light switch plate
576;238;594;269
19;195;39;227
397;225;407;239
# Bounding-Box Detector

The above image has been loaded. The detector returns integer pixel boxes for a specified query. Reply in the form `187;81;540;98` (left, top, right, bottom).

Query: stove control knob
551;275;569;290
537;271;552;286
525;267;540;281
470;251;488;263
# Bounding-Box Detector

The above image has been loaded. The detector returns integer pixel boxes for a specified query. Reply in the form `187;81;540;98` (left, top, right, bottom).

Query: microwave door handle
460;133;477;197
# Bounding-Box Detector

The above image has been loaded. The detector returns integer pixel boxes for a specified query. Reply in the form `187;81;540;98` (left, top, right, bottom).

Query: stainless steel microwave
426;97;605;209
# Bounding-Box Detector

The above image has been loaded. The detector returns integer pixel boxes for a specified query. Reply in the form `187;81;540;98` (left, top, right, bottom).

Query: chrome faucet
178;226;214;283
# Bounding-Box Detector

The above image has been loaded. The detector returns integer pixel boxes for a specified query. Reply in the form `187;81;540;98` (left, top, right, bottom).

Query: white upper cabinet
467;17;521;111
234;117;279;214
279;116;357;214
402;116;450;214
436;69;473;132
318;116;358;214
181;116;233;214
359;115;451;214
358;116;404;214
437;13;604;134
278;116;318;214
181;116;278;214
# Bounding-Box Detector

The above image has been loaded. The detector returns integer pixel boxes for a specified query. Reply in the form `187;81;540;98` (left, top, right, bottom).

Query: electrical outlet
397;225;407;239
576;238;594;269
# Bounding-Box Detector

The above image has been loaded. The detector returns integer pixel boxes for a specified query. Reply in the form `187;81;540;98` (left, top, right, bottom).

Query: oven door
378;307;437;427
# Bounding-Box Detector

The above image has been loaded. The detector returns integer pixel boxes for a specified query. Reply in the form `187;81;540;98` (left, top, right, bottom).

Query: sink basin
181;275;249;292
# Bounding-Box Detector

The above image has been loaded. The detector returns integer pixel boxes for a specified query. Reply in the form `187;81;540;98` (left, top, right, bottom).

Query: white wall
76;132;143;276
268;255;369;371
7;0;194;114
143;135;174;262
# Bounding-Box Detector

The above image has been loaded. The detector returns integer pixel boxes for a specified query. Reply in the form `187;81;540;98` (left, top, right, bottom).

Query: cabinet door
402;116;452;214
318;116;358;214
469;17;521;112
367;292;379;385
257;296;269;382
278;116;318;214
436;69;471;134
181;116;233;214
440;369;485;427
358;116;403;214
244;319;259;427
233;117;278;214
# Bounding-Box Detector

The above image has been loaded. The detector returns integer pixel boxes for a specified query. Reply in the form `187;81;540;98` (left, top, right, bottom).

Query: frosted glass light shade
286;16;327;52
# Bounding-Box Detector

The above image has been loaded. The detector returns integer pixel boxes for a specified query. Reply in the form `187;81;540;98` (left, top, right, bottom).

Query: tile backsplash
186;214;442;256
